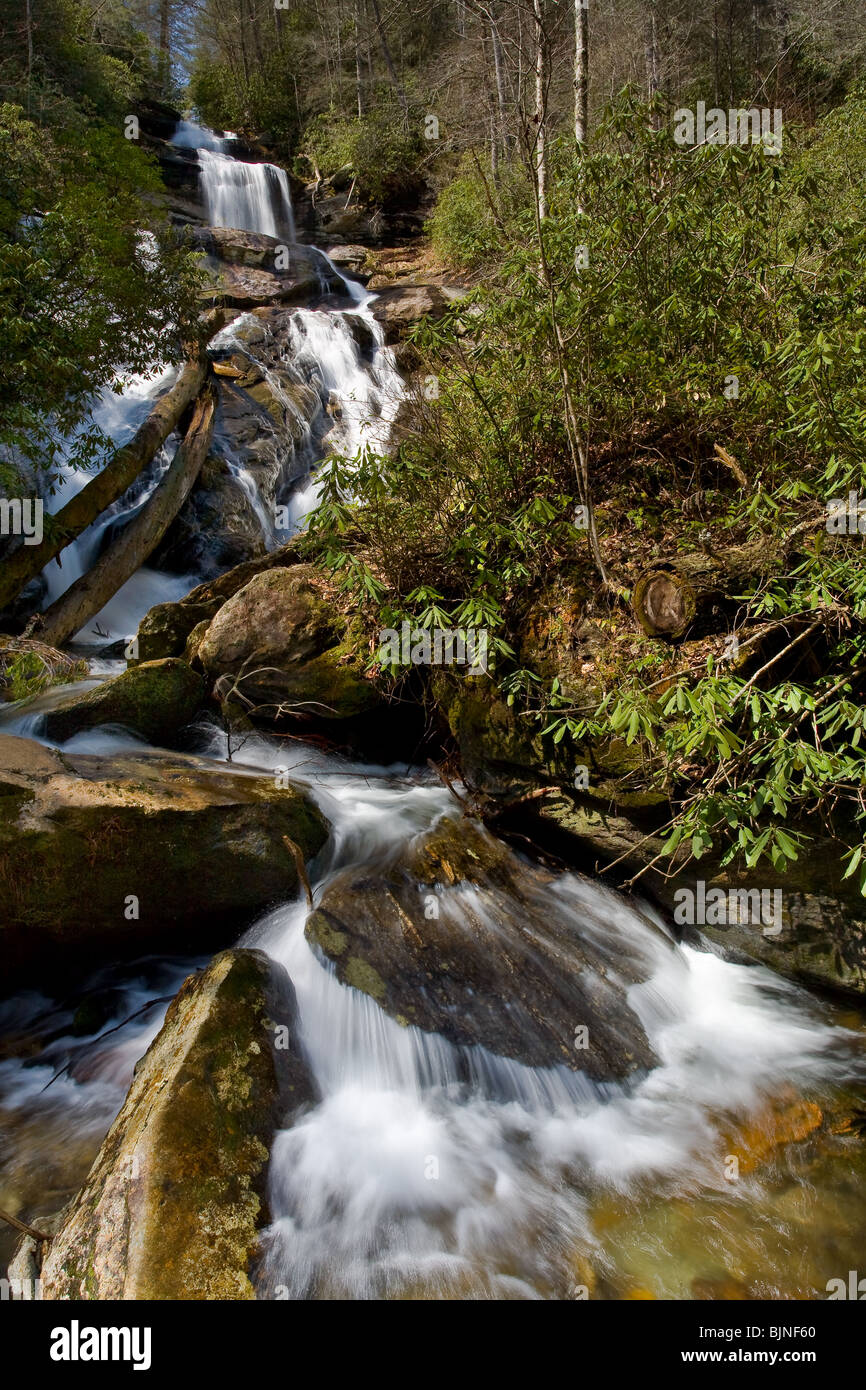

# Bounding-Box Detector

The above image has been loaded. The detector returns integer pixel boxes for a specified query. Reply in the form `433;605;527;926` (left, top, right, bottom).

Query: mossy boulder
305;816;662;1080
430;670;552;795
39;949;316;1300
39;658;205;746
198;565;382;721
0;734;329;985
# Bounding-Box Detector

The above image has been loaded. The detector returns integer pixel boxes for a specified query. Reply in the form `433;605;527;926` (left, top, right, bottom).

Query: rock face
305;817;662;1080
187;229;344;309
198;565;382;721
40;950;315;1300
152;453;268;580
370;283;465;342
0;734;329;984
39;658;205;745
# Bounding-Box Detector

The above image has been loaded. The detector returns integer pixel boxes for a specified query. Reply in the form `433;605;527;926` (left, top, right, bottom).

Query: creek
1;127;864;1301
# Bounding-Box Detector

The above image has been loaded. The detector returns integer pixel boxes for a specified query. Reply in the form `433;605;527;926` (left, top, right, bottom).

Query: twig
0;1208;50;1242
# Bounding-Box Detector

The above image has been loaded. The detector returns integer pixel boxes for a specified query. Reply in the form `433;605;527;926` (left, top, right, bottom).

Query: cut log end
633;569;696;639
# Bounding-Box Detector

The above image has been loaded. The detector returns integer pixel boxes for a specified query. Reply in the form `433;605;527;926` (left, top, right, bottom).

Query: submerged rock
0;734;329;985
305;816;663;1081
40;949;315;1299
39;658;205;745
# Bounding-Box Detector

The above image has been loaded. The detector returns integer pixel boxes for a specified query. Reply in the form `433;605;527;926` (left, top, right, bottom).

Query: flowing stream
2;129;865;1300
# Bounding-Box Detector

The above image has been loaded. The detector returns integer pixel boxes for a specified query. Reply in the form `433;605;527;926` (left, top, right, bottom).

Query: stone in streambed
39;949;316;1300
305;816;662;1081
39;658;205;745
151;452;268;581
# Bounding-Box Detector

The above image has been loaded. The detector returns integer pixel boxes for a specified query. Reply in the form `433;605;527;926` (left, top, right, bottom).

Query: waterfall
198;148;296;242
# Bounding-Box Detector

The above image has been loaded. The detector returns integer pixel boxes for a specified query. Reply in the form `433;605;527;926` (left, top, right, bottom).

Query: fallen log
36;385;216;648
0;312;224;616
632;537;782;640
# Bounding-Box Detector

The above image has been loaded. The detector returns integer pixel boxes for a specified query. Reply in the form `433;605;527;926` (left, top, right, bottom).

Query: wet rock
187;229;343;309
40;949;316;1300
305;816;662;1080
39;658;205;745
518;792;866;1000
0;734;329;985
151;452;268;581
721;1098;824;1177
198;565;382;721
326;244;370;281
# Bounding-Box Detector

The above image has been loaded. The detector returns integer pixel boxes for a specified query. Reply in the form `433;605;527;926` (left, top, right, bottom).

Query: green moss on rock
41;658;205;745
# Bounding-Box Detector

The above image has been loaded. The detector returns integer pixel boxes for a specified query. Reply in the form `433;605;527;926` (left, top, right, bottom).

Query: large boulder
0;734;329;985
198;565;382;722
305;817;664;1080
39;658;205;745
132;599;223;663
39;949;315;1300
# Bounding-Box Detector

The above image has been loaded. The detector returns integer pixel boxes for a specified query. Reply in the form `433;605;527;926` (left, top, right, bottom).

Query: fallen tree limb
36;385;216;648
0;312;224;615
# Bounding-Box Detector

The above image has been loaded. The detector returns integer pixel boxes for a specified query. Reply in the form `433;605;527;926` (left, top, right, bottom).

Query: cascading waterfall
198;149;296;242
209;295;403;538
3;713;864;1298
34;124;395;644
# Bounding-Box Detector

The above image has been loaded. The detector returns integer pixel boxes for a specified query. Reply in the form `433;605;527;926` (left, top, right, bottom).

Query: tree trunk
491;15;508;155
36;388;216;649
368;0;409;119
645;3;660;128
354;0;364;116
533;0;547;219
632;539;782;640
158;0;171;91
0;319;222;616
574;0;588;144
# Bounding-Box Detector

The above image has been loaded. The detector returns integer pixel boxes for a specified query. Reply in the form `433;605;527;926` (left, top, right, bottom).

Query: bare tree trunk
368;0;409;118
24;0;33;111
574;0;588;144
354;0;363;115
490;13;508;154
645;2;660;128
37;388;217;649
158;0;172;91
533;0;547;220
